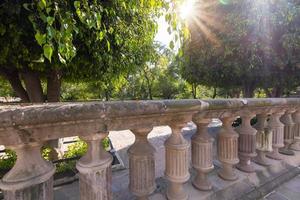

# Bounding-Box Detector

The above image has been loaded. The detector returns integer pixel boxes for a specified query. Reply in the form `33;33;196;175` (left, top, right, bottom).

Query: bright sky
155;0;195;49
155;16;173;47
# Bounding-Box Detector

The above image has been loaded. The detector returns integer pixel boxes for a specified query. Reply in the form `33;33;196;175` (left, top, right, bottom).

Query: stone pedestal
165;125;190;200
192;117;214;191
128;128;156;200
0;143;55;200
291;109;300;151
218;117;239;181
253;114;272;166
267;111;285;160
76;133;113;200
236;113;257;173
279;110;295;156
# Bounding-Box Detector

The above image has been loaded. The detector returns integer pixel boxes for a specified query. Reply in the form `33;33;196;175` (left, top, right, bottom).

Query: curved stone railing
0;98;300;200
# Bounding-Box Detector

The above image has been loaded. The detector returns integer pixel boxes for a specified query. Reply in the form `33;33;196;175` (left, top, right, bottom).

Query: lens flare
179;0;196;20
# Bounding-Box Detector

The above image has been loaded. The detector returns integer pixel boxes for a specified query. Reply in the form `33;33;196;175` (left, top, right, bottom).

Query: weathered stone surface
218;116;239;181
0;143;55;200
191;115;214;191
165;125;190;200
128;128;156;199
4;178;53;200
76;133;113;200
236;111;257;173
2;98;300;200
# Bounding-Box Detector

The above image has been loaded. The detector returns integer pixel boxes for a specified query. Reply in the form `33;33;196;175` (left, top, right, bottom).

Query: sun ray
191;16;220;46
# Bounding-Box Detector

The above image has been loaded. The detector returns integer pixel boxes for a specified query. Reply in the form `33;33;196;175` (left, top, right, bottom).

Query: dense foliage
0;0;172;102
183;0;300;97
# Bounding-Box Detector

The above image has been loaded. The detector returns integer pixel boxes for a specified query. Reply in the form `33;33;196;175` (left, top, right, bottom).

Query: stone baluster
128;128;156;200
266;110;285;160
165;124;190;200
0;142;55;200
235;112;257;172
218;116;239;181
191;116;214;191
291;109;300;151
279;109;296;156
253;113;272;166
76;133;113;200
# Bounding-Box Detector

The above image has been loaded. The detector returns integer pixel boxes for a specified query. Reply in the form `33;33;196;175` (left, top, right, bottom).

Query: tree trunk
192;83;197;99
264;86;283;97
21;71;44;102
3;71;29;102
243;84;255;98
212;87;217;99
47;69;62;102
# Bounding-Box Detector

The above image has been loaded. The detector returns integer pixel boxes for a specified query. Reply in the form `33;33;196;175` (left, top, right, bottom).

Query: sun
179;0;196;20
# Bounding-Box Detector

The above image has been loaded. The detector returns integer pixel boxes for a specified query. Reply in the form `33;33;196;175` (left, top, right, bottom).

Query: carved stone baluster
76;133;113;200
291;109;300;151
192;116;214;191
279;109;295;156
165;125;190;200
253;113;272;166
236;112;257;172
0;142;55;200
128;128;156;200
267;111;285;160
218;116;239;181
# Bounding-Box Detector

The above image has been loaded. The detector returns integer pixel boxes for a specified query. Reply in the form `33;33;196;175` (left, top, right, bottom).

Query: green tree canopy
0;0;171;102
183;0;300;97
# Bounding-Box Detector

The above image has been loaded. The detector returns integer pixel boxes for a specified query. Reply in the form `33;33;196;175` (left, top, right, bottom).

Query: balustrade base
218;163;238;181
192;171;212;191
236;163;255;173
253;151;271;166
267;148;283;160
166;182;188;200
290;142;300;151
279;147;295;156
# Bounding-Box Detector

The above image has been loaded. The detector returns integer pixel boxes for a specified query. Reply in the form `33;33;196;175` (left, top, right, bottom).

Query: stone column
253;114;272;166
76;133;113;200
267;111;285;160
236;113;257;173
128;128;156;200
218;116;239;181
279;109;295;156
291;109;300;151
191;116;214;191
0;142;55;200
165;125;190;200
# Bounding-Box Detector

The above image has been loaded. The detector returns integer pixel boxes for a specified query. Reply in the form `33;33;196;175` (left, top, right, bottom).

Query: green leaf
38;0;47;10
32;54;45;63
23;3;32;11
106;40;111;51
58;53;66;64
47;17;55;26
74;1;80;9
43;44;53;62
169;41;174;49
98;31;105;41
35;31;46;46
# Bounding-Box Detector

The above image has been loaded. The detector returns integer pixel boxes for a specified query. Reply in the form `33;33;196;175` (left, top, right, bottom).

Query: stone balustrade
0;98;300;200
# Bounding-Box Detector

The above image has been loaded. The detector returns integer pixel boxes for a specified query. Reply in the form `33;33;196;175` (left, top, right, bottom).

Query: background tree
183;0;300;97
0;0;168;102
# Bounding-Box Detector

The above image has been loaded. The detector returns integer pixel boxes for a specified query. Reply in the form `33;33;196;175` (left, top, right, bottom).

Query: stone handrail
0;98;300;200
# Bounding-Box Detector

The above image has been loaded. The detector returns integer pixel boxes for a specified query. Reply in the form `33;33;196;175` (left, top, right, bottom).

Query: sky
155;17;173;46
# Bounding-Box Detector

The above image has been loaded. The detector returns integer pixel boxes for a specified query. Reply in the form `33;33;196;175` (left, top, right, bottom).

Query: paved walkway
264;174;300;200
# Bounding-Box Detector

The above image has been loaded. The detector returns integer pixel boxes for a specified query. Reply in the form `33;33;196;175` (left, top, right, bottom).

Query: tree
182;0;300;97
0;0;169;102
